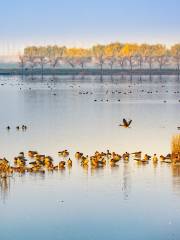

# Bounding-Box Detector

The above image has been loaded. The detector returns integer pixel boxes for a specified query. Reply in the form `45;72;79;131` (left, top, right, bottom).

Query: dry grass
172;134;180;156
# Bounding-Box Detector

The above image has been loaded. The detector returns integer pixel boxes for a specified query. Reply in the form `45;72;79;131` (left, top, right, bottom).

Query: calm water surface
0;75;180;240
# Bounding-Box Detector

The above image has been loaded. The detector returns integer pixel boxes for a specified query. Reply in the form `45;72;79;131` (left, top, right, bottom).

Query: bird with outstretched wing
119;118;132;128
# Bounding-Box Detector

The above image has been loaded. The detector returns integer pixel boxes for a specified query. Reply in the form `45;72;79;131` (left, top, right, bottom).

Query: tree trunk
41;64;44;79
100;64;103;76
110;64;113;76
21;64;24;76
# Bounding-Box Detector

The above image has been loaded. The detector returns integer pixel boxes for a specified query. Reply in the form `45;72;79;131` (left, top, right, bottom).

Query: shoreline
0;68;180;76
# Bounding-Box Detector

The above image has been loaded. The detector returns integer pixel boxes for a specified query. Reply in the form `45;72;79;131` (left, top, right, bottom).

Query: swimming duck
152;154;158;163
59;161;66;169
58;150;69;158
75;152;83;160
131;151;142;158
81;156;89;167
122;152;130;161
28;151;38;158
67;158;72;167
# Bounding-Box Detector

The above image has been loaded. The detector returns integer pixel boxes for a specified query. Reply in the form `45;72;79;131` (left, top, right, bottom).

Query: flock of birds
6;125;28;131
0;77;180;179
0;149;179;178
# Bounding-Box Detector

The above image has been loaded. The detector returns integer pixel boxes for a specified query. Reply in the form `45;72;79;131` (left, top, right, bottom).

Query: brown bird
119;119;132;128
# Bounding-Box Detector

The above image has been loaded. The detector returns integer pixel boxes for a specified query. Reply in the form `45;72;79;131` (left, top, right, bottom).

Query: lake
0;75;180;240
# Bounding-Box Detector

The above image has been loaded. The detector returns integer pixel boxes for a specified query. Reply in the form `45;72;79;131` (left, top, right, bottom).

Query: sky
0;0;180;56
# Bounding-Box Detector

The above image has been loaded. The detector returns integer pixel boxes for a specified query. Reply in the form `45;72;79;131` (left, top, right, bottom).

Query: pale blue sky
0;0;180;55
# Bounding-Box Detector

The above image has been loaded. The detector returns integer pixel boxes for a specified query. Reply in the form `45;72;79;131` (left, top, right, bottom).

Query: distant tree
136;44;150;70
153;44;169;70
36;47;48;77
64;48;77;70
92;44;106;74
18;54;26;76
121;44;138;71
144;45;157;71
47;45;66;71
72;48;91;71
104;43;123;73
24;46;38;76
171;44;180;71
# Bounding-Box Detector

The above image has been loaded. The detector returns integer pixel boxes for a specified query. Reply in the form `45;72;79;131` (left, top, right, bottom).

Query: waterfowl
67;158;72;167
58;150;69;158
22;125;27;130
19;152;24;158
6;126;10;130
106;150;112;159
28;151;38;158
122;152;130;161
159;154;172;163
132;151;142;158
119;119;132;128
59;161;66;169
112;152;122;162
152;154;158;163
75;152;83;160
81;156;89;167
143;154;151;162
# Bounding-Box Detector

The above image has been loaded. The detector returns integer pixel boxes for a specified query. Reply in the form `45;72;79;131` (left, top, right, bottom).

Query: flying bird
119;119;132;128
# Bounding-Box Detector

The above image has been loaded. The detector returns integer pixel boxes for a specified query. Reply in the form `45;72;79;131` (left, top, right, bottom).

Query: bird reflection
122;163;131;200
0;177;11;203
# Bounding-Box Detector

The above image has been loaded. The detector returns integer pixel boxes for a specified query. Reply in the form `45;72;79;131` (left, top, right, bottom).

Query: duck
59;161;66;169
22;125;27;130
112;152;122;162
141;154;151;163
152;154;158;163
122;152;130;161
81;156;89;167
28;151;38;158
75;152;83;160
58;150;69;158
131;151;142;158
67;158;72;167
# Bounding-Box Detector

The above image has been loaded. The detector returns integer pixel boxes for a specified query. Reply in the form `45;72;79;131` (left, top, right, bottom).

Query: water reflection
171;164;180;195
0;75;180;239
0;177;11;203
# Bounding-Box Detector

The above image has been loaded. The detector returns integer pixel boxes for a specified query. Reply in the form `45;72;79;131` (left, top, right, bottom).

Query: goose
119;119;132;128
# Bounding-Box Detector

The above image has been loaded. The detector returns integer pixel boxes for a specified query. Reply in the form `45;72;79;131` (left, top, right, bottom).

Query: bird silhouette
119;119;132;128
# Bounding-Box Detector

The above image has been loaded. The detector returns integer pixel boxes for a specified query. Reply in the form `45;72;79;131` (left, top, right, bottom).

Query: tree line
19;43;180;75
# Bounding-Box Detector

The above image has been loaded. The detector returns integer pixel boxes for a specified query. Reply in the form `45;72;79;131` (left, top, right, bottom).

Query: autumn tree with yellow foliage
22;42;180;75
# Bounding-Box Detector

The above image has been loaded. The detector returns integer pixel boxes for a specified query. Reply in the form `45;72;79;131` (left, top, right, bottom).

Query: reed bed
171;134;180;161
